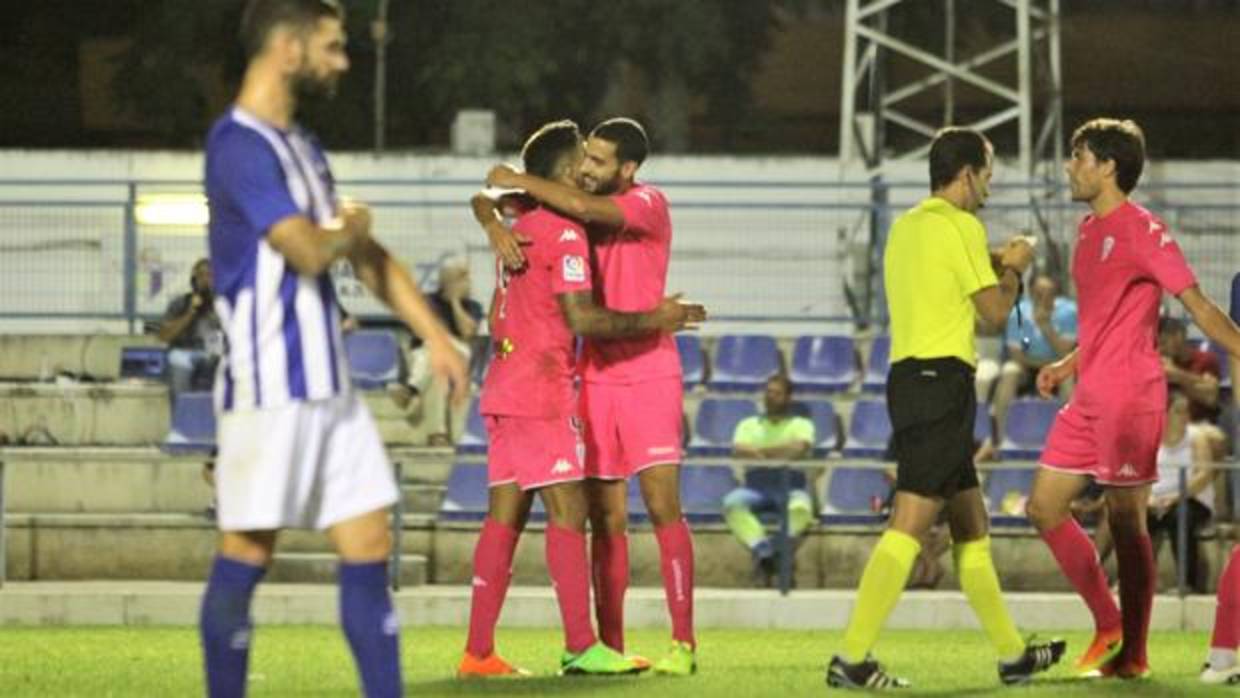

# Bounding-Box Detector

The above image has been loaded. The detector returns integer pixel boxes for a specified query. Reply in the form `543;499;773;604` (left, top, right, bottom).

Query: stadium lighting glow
134;194;209;227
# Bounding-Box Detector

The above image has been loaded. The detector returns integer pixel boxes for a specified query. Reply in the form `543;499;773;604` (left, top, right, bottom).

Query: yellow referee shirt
884;196;997;367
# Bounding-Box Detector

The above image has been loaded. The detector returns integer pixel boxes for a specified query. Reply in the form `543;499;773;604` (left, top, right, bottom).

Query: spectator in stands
1147;388;1218;592
721;374;816;587
157;258;222;394
388;258;484;445
991;274;1077;441
1159;316;1228;460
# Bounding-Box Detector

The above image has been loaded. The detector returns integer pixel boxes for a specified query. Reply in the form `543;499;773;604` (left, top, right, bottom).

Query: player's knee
1024;496;1063;530
588;506;628;534
645;495;683;527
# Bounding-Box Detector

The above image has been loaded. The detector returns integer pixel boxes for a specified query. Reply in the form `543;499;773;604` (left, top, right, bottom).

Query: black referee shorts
886;357;980;499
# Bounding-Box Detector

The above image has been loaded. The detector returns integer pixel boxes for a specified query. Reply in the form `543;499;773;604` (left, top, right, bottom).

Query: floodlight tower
838;0;1064;325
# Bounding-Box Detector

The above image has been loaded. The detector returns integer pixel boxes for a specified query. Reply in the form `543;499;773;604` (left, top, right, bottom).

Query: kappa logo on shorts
648;446;678;456
1117;463;1138;478
552;458;576;475
562;255;586;283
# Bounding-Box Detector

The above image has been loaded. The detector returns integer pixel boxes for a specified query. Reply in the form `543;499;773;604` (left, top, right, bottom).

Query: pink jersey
1070;201;1196;415
480;207;592;419
580;182;681;384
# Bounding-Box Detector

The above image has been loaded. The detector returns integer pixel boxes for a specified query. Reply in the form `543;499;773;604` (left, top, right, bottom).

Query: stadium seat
998;398;1060;460
688;398;758;456
343;330;401;390
820;467;891;525
676;334;706;389
744;467;809;495
438;463;489;521
790;335;857;393
707;334;781;392
985;468;1037;526
862;335;891;393
162;391;216;454
791;400;841;456
842;400;892;458
625;464;738;523
974;401;994;445
119;346;167;381
456;398;488;454
1209;340;1232;390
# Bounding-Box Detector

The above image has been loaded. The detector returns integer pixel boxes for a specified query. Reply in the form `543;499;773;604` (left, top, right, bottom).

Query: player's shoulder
516;207;586;241
206;110;274;160
618;181;668;209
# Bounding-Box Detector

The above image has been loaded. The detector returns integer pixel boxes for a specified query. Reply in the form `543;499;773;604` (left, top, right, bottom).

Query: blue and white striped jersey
205;106;350;413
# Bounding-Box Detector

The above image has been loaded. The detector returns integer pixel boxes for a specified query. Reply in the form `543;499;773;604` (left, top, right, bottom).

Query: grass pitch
0;626;1223;696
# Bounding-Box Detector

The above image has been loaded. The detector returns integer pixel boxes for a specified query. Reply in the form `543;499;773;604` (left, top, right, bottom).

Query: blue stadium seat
862;335;891;393
1209;340;1232;390
438;463;489;521
162;391;216;454
676;334;706;389
625;464;738;524
120;346;167;381
790;335;857;393
820;467;891;525
985;468;1036;526
343;330;401;390
707;334;781;392
456;398;488;454
974;401;993;445
744;467;809;495
998;399;1060;460
842;400;892;458
688;398;758;456
791;400;840;456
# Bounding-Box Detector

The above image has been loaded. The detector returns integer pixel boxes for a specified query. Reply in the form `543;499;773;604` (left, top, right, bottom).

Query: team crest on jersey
562;255;586;282
1100;236;1115;262
559;229;580;242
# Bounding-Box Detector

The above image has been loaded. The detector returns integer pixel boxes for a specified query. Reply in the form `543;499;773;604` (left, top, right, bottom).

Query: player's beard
292;67;339;103
581;171;621;195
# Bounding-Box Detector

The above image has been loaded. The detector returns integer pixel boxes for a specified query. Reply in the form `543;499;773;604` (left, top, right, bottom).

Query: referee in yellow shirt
827;128;1065;690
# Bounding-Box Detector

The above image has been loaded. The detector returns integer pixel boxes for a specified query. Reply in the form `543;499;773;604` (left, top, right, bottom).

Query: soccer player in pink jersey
1200;273;1240;685
1024;118;1240;679
484;118;698;675
459;120;704;679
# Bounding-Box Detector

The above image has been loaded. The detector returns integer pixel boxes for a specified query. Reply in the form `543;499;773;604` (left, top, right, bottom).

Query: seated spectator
992;274;1076;440
721;375;815;587
1159;316;1227;458
1147;388;1218;593
157;258;222;395
388;258;484;445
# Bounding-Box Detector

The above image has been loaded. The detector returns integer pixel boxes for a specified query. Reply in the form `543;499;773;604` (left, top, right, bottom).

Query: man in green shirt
722;375;816;586
828;127;1064;690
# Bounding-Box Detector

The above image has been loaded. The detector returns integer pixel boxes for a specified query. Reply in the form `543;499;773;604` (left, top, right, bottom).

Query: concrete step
267;552;427;585
0;382;169;446
0;334;160;382
400;483;445;514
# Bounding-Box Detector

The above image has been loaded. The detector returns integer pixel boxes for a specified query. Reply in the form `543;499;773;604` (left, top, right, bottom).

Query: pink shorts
1039;402;1164;486
581;377;684;480
484;414;585;491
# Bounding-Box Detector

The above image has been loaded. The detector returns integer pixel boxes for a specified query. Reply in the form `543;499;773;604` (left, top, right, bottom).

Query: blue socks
200;556;265;698
339;561;402;697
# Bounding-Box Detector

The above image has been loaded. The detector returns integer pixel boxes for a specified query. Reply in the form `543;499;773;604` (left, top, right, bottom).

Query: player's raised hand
653;294;707;333
485;222;531;270
486;164;523;189
427;338;471;408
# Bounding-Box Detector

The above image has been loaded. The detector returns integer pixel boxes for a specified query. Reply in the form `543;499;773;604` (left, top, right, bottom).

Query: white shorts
215;393;399;531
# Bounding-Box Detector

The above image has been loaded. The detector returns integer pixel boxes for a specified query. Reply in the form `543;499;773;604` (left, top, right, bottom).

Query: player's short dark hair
929;127;991;191
521;120;582;180
1071;118;1146;194
590;118;649;166
240;0;343;60
1158;316;1187;337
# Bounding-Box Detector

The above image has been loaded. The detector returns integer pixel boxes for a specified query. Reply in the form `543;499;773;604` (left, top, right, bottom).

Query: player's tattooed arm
488;164;625;227
557;291;706;338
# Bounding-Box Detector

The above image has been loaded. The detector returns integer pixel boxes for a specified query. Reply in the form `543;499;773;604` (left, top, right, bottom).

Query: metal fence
0;179;1236;332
